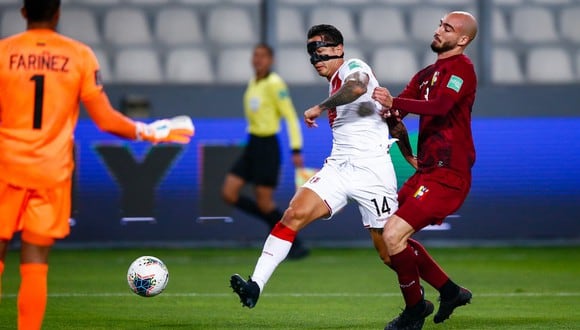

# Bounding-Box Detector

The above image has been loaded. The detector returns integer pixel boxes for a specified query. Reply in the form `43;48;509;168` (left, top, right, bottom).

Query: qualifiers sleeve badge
95;70;103;86
348;60;362;71
446;75;463;93
278;89;289;100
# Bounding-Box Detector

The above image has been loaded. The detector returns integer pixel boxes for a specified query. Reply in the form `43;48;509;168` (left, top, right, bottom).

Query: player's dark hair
307;24;344;45
24;0;61;23
254;43;274;57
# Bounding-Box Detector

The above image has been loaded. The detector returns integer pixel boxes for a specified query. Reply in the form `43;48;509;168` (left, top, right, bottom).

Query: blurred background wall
1;0;579;247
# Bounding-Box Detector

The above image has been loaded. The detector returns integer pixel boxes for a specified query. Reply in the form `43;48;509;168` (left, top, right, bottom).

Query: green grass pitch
1;246;579;329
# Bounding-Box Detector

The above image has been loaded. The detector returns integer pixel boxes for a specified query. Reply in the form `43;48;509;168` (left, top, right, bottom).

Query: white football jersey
326;58;394;159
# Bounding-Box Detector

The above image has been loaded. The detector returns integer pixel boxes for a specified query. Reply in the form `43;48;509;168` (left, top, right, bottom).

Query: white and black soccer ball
127;256;169;297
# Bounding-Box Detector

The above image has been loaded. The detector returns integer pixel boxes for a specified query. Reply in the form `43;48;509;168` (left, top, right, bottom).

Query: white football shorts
302;155;399;229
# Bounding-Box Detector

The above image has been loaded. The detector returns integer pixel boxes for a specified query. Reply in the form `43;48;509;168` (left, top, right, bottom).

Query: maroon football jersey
394;54;477;176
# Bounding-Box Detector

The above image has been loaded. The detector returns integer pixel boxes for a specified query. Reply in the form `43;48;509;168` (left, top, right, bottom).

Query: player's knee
382;227;404;251
281;207;296;222
281;206;309;228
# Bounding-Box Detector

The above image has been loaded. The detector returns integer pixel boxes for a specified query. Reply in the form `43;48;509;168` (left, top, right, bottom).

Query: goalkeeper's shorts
0;178;71;242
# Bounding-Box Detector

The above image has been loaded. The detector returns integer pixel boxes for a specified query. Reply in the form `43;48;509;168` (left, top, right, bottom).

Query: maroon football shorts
395;168;471;231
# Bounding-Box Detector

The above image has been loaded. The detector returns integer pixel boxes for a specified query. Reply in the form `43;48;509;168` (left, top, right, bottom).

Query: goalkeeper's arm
83;91;194;144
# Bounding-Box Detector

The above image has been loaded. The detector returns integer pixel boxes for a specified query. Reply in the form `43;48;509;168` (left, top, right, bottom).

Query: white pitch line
1;292;579;299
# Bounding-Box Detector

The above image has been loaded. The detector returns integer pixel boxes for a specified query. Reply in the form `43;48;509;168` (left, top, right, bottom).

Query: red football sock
408;238;449;290
18;263;48;330
270;222;297;242
390;244;423;308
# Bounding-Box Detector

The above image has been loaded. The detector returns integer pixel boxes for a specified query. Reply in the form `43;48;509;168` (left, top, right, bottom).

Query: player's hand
304;105;323;128
137;116;195;144
372;87;394;109
381;108;402;120
291;152;304;168
405;155;418;170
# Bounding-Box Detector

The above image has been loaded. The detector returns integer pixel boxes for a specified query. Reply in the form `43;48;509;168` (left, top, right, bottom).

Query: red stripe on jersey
328;73;342;127
271;222;297;242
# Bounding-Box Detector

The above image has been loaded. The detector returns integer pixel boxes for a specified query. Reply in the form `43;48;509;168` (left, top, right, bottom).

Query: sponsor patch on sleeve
348;60;362;70
446;75;463;92
278;89;289;99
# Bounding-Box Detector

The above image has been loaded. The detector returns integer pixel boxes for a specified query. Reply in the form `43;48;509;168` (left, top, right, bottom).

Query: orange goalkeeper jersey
0;29;132;188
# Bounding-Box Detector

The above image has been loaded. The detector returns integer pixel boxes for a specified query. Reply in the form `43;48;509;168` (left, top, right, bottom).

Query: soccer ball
127;256;169;297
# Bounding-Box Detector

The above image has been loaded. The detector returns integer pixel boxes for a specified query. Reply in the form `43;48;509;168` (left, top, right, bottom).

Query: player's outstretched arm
304;71;369;128
83;92;194;144
136;116;195;144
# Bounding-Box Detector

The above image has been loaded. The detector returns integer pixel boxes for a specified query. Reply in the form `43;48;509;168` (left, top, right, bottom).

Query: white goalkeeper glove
136;116;195;144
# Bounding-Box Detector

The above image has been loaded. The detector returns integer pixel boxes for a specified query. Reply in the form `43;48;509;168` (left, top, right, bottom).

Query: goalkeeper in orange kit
0;1;194;329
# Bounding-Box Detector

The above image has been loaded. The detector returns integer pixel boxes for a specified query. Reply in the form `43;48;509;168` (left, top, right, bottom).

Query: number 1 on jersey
30;74;44;129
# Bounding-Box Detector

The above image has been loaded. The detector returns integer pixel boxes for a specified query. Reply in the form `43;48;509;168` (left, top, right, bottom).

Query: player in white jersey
303;56;398;229
322;59;392;159
230;24;417;310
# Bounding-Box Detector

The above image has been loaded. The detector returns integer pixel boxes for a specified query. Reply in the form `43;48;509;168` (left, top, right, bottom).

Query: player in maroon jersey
372;11;478;330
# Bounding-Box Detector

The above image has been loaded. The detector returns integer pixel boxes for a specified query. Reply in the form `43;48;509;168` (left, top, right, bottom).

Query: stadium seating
114;48;164;83
309;7;358;44
0;1;576;84
215;47;254;83
492;9;510;42
225;0;261;4
103;8;152;47
154;8;204;46
279;0;320;4
277;7;306;45
410;7;449;43
77;0;121;4
511;7;559;43
492;48;525;83
531;0;571;4
59;8;101;46
346;47;367;64
428;0;471;4
275;46;319;84
93;49;113;83
421;51;438;68
359;7;406;44
207;7;257;46
576;51;580;80
372;47;419;84
492;0;523;5
526;47;574;83
375;0;421;4
176;0;217;4
166;48;215;83
126;0;172;4
560;7;580;43
1;9;24;38
329;0;373;3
